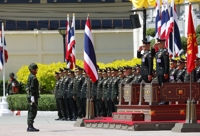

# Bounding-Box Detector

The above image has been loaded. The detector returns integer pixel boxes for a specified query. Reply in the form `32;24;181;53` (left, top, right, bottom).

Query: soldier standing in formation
73;66;85;118
111;68;120;112
195;57;200;82
26;63;40;132
96;69;104;117
137;39;154;83
63;68;71;121
155;38;169;86
169;59;178;83
67;70;77;121
80;71;88;118
176;58;186;82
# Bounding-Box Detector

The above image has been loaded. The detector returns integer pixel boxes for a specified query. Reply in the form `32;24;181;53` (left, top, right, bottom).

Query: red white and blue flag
0;24;8;71
66;14;76;69
155;0;161;39
168;0;183;57
84;16;98;83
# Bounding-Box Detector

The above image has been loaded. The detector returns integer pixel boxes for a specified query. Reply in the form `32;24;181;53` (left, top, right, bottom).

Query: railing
4;19;132;31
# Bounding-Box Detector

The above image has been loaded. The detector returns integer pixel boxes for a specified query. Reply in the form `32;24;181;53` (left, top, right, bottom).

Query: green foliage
7;94;56;111
181;36;187;51
146;28;156;37
196;24;200;36
197;35;200;45
150;39;155;47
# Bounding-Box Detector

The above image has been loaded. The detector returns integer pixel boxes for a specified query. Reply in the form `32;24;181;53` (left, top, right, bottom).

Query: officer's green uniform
73;67;85;118
111;75;120;112
67;71;76;120
102;74;109;117
155;38;169;86
27;63;40;132
96;76;104;117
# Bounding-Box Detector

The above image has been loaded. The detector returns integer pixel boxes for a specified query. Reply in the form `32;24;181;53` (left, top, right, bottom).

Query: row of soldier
54;38;200;120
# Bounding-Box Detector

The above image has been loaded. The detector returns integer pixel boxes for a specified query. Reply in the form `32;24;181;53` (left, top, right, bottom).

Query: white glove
31;96;35;103
12;83;15;87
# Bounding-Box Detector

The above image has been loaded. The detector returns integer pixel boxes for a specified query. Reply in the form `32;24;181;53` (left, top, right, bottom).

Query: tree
196;24;200;37
150;39;155;47
146;28;156;37
197;35;200;45
180;36;187;51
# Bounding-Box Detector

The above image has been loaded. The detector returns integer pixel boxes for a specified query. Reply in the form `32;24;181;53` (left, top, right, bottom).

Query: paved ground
0;115;200;136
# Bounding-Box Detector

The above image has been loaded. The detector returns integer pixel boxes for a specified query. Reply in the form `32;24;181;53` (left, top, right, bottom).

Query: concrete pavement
0;115;200;136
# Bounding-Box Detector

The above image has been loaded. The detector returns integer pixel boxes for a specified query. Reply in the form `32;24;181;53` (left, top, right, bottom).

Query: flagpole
73;13;76;67
2;23;5;97
172;0;175;58
0;22;13;116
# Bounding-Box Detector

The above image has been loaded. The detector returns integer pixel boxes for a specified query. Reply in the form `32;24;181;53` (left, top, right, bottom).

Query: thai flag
66;14;76;69
65;15;70;62
160;0;168;41
84;16;98;83
0;24;8;71
169;0;183;57
155;0;161;39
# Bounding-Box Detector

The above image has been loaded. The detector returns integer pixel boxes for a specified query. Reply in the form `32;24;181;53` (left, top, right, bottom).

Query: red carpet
84;117;200;126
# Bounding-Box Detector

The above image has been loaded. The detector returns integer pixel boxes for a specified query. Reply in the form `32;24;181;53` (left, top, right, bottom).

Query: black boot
31;124;40;131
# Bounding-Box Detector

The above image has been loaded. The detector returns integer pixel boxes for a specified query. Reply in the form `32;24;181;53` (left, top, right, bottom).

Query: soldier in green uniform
111;68;120;112
133;65;142;83
106;67;113;117
67;70;77;121
137;39;154;83
57;68;66;120
195;58;200;81
169;59;178;82
26;63;40;132
184;58;196;82
73;65;85;118
96;69;104;117
102;69;109;117
63;67;71;121
6;72;19;95
54;71;63;121
123;66;134;84
176;58;186;82
80;71;88;118
155;38;169;86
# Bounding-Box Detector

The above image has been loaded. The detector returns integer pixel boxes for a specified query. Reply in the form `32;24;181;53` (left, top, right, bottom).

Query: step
112;112;144;121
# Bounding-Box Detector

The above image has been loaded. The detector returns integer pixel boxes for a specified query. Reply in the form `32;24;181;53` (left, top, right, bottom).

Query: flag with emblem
83;16;98;83
186;4;198;74
0;23;8;71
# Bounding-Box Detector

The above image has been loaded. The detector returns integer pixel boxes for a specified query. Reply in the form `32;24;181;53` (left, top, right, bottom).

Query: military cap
170;58;177;63
123;66;132;71
75;65;83;71
106;67;111;72
98;69;102;74
102;69;107;74
118;67;124;74
68;70;74;74
111;68;118;72
63;67;70;71
59;68;64;72
142;38;151;45
9;72;15;77
135;64;141;68
178;58;186;63
156;38;166;44
54;71;60;76
28;63;38;70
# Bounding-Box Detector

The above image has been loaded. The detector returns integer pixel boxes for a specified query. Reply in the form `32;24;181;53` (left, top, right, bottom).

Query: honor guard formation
53;38;200;121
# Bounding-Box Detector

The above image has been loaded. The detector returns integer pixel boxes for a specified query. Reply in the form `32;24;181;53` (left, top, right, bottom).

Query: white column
133;12;143;58
184;0;191;37
0;97;13;116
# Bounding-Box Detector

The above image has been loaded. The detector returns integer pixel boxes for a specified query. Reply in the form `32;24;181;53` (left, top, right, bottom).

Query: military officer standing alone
26;63;40;132
137;39;154;83
155;38;169;86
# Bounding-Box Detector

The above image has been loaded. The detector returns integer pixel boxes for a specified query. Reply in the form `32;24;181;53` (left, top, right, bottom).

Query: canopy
130;0;200;9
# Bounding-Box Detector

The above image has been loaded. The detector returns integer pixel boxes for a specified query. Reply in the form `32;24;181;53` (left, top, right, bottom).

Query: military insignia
165;52;169;55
